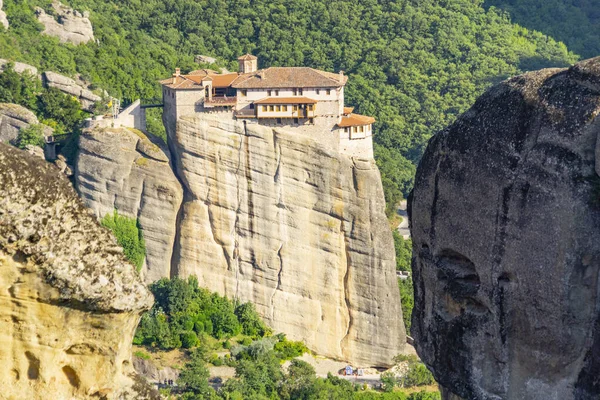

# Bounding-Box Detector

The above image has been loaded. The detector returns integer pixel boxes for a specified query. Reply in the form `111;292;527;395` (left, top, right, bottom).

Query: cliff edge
0;143;157;399
410;58;600;399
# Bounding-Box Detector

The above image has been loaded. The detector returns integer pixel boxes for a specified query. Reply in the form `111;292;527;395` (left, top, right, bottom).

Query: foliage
0;0;580;211
133;350;151;360
178;350;216;398
15;123;45;149
38;87;83;132
485;0;599;59
273;334;309;360
101;210;146;271
134;277;268;350
0;63;40;111
398;278;414;335
380;371;397;392
394;231;412;272
398;357;435;388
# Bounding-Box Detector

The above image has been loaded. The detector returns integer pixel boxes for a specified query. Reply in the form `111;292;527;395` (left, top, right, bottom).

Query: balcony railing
235;109;257;118
204;96;237;108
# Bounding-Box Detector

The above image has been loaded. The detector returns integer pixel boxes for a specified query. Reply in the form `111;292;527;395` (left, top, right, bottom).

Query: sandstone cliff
166;114;405;367
75;127;183;283
35;1;94;45
410;58;600;399
0;143;157;399
0;103;39;145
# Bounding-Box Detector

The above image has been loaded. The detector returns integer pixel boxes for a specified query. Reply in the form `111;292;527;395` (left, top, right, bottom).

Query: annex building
161;54;375;158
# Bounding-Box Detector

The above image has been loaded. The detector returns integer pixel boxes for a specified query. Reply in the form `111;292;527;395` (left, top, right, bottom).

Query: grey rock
74;127;183;283
0;103;39;144
195;55;217;64
0;59;38;76
35;1;94;45
0;143;157;399
133;357;180;384
43;71;102;112
0;0;8;29
410;57;600;399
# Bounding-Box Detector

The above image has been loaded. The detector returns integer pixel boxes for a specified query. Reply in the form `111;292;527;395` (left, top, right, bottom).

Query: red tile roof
233;67;347;89
344;107;355;115
238;54;258;61
338;114;376;127
254;97;318;105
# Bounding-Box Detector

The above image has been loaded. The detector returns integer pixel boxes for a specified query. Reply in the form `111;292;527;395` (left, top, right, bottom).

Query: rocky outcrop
75;127;183;283
35;1;94;45
0;59;38;76
165;114;405;367
0;103;39;144
43;71;102;112
0;143;157;399
133;357;180;384
0;0;8;30
410;57;600;399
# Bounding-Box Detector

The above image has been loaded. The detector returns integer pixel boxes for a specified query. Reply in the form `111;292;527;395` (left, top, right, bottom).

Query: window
344;127;349;133
282;105;288;111
263;106;268;112
269;105;274;111
250;104;255;109
309;118;314;124
267;90;272;96
293;105;298;111
326;89;331;95
359;126;364;133
240;89;247;97
299;88;303;95
353;127;357;133
308;104;314;111
293;88;297;96
316;89;320;95
276;105;281;112
275;90;279;96
277;118;282;124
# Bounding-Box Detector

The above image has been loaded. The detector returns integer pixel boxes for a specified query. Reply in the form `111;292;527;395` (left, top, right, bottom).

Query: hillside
0;0;578;211
485;0;600;60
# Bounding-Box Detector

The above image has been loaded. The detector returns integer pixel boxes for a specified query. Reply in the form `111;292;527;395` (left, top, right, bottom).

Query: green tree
399;278;414;335
178;350;215;398
393;232;412;272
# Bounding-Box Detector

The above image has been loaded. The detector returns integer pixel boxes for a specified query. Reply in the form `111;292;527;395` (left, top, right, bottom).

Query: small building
160;54;376;159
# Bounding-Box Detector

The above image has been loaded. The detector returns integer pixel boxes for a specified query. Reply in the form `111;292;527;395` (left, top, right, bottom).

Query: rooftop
238;54;258;61
338;113;376;127
233;67;347;89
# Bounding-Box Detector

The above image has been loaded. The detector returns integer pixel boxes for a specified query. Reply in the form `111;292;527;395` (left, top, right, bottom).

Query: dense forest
485;0;600;60
0;0;579;213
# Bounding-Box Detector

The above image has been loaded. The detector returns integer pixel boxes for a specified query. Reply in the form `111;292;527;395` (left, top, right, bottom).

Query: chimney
172;74;177;84
339;70;344;83
175;68;181;76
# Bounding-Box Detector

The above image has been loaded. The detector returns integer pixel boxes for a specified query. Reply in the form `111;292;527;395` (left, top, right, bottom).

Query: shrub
380;371;397;392
401;362;435;387
101;210;146;271
15;124;45;149
133;350;150;360
274;336;309;360
181;331;199;349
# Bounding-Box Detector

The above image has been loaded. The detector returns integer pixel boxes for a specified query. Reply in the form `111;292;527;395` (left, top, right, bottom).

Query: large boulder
43;71;102;112
0;0;8;29
0;103;39;144
74;127;184;283
35;1;94;45
0;59;38;76
410;57;600;399
0;143;157;399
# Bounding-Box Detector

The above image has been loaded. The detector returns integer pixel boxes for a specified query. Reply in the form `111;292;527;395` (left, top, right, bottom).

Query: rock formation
410;57;600;399
164;114;405;367
43;71;102;112
0;59;38;76
0;143;157;399
0;0;8;30
35;1;94;45
75;127;183;283
0;103;40;144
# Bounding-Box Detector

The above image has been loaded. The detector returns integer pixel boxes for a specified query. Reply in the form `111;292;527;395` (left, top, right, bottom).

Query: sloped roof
160;71;241;89
344;107;355;115
233;67;347;89
159;75;202;90
338;113;376;127
238;54;258;61
254;97;318;105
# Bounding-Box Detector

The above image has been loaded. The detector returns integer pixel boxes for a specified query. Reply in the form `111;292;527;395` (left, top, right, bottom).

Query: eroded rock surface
43;71;102;112
167;114;405;367
75;127;183;283
35;1;94;45
410;58;600;399
0;0;8;30
0;143;157;399
0;103;39;144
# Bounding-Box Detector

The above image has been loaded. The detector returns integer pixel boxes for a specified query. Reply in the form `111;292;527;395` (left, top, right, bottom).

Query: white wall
237;87;343;117
339;124;374;159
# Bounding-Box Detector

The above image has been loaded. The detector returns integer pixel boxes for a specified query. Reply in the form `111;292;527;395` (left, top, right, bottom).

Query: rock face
43;71;102;112
35;1;94;45
166;114;405;366
0;0;8;30
75;127;183;283
410;58;600;399
0;103;39;144
0;143;157;399
0;59;38;76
